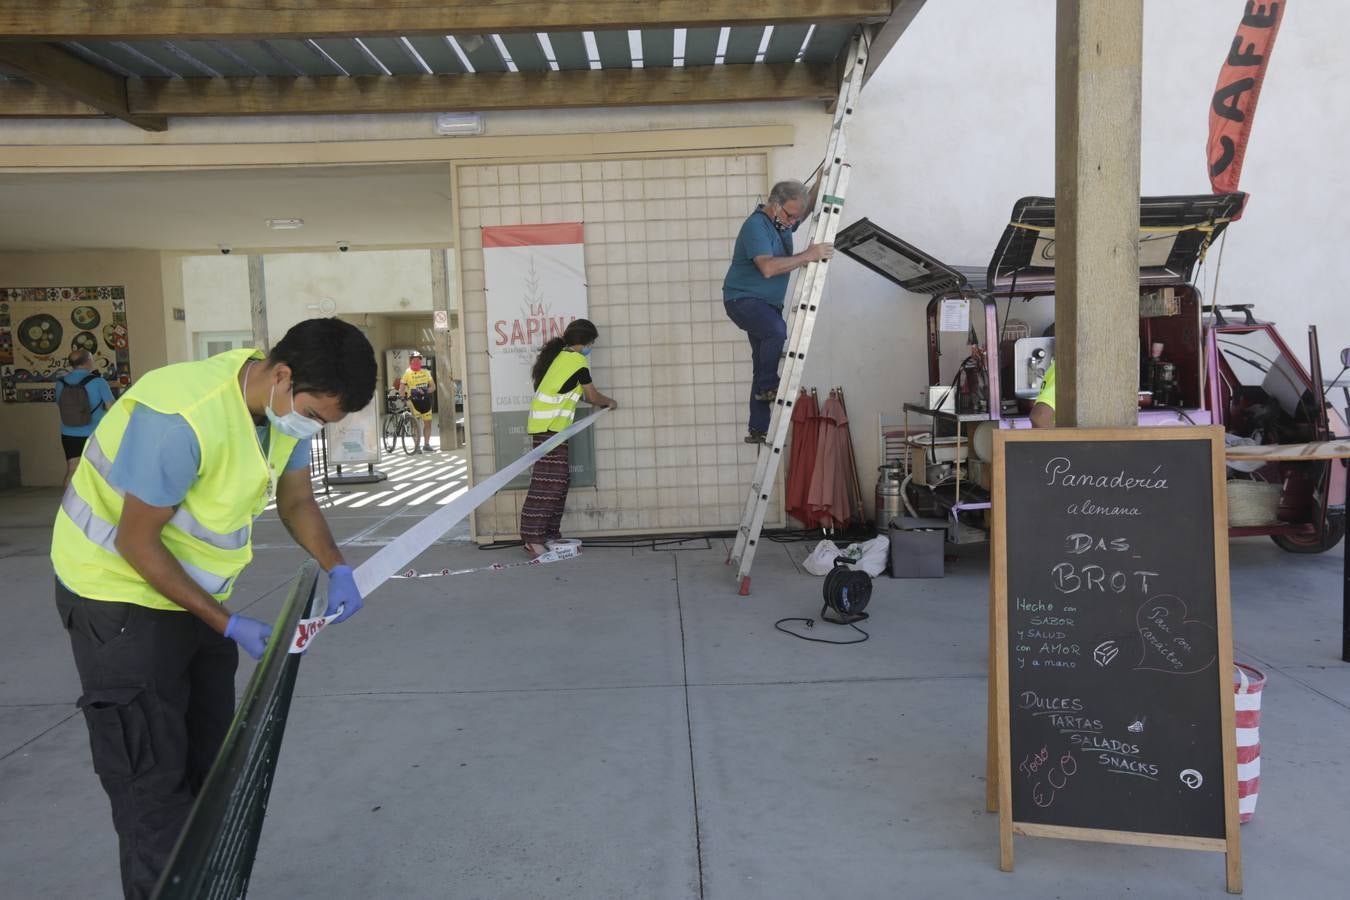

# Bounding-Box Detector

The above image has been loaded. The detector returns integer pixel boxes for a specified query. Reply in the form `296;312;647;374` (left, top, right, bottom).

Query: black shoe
745;429;767;444
752;389;777;403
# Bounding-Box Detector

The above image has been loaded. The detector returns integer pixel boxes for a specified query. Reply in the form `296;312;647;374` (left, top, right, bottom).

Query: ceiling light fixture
265;218;304;229
435;112;484;135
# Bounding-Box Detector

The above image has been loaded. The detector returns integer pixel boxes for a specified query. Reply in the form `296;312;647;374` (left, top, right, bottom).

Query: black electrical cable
774;616;869;645
477;526;853;553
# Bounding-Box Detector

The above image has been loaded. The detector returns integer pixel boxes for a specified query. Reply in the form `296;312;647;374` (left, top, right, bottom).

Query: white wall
181;248;452;344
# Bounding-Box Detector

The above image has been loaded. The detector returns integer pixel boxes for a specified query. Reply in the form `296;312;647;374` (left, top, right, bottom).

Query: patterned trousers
519;433;570;543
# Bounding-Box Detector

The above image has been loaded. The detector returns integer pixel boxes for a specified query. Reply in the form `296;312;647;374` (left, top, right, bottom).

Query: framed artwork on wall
1;285;132;403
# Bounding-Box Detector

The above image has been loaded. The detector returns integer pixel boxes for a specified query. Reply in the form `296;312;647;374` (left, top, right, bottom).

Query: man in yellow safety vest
50;317;377;899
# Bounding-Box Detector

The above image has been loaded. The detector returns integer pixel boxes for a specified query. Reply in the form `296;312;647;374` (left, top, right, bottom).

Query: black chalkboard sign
989;427;1241;892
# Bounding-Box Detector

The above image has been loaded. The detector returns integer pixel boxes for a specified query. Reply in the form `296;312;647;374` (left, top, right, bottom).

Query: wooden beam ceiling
0;1;893;40
0;80;102;116
0;42;166;130
124;63;838;116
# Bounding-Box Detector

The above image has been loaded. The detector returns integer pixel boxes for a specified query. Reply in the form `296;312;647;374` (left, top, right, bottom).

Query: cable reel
775;558;872;645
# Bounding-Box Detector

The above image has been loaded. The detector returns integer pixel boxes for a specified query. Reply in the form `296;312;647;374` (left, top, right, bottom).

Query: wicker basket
1226;480;1283;527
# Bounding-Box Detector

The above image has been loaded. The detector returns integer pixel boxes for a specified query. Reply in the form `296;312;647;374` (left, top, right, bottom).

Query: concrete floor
2;450;1347;899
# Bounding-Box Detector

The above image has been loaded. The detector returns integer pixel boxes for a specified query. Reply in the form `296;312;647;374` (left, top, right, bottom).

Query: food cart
837;192;1345;551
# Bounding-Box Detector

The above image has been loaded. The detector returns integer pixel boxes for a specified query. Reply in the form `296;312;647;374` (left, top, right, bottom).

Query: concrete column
1054;0;1143;427
430;248;460;450
247;254;269;354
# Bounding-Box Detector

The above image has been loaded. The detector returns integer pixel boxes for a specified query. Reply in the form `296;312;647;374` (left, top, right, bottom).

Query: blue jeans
724;298;786;433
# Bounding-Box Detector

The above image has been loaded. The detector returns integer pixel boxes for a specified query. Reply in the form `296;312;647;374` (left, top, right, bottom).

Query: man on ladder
728;31;868;593
722;178;834;444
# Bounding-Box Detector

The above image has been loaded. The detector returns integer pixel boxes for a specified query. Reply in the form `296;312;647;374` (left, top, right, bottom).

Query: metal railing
152;562;318;899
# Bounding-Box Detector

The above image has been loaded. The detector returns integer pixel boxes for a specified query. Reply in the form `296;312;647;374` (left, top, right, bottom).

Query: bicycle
382;390;419;456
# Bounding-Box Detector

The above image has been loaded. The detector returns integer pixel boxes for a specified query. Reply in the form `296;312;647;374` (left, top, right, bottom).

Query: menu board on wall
1;286;132;403
989;427;1242;893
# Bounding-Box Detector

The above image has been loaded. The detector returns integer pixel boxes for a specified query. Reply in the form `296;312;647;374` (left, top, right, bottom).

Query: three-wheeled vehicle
836;193;1347;551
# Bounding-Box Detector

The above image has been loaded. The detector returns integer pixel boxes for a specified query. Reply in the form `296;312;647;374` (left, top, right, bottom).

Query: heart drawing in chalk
1133;594;1217;675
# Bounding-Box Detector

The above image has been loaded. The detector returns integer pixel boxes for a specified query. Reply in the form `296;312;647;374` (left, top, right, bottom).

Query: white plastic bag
803;539;846;576
802;535;889;577
851;535;891;578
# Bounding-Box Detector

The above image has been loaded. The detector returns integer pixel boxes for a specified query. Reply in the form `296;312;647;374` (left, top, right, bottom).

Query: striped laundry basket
1234;663;1266;823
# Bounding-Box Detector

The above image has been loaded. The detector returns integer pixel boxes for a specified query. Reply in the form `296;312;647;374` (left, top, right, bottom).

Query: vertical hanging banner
482;223;596;489
1207;0;1286;216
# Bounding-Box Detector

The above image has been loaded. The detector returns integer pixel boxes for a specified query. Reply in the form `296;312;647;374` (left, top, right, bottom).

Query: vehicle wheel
382;415;399;453
1271;514;1346;553
401;416;418;455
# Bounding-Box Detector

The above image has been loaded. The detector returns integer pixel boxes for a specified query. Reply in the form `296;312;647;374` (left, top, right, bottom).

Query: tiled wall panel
457;154;784;538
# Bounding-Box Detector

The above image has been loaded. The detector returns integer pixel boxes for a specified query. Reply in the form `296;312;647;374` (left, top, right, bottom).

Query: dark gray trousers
56;579;238;900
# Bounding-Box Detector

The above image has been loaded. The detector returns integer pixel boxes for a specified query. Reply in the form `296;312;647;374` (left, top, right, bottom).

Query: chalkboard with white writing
992;427;1239;857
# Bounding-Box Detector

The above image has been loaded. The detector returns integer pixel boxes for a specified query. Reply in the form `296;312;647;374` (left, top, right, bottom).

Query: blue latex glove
225;613;272;660
326;564;363;624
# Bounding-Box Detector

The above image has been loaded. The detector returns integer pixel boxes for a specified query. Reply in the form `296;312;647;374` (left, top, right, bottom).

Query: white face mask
265;381;324;440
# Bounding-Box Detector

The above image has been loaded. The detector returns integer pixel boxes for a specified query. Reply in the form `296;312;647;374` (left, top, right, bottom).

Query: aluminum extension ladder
728;32;869;595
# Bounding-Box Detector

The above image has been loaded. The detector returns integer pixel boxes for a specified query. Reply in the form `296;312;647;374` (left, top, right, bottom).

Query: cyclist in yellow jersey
397;351;436;453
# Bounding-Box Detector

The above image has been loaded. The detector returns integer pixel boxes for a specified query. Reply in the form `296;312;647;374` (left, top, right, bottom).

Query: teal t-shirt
722;208;799;308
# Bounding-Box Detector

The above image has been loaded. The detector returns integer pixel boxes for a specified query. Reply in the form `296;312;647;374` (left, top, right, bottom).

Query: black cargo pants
55;580;238;900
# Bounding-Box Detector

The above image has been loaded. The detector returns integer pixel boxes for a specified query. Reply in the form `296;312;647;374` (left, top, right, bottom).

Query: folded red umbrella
785;388;820;527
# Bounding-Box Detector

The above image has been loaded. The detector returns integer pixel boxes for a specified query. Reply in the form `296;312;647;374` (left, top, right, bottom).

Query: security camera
337;241;350;253
218;244;232;255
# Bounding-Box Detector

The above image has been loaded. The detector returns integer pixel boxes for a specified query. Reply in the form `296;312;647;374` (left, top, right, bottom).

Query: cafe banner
1;285;132;403
482;222;594;489
1207;0;1286;214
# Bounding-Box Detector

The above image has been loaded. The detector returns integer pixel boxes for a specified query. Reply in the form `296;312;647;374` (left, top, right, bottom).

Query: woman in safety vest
520;319;617;557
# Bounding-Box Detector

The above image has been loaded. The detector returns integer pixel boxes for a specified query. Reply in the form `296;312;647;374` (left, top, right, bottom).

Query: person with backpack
55;349;117;489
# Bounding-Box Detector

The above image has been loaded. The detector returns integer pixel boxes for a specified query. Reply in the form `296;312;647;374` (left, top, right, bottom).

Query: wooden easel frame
987;426;1242;894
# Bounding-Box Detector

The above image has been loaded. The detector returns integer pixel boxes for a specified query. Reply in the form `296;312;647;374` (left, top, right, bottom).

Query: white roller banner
483;222;588;412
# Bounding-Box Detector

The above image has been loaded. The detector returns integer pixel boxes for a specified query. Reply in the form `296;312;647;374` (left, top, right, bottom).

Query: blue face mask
580;346;593;358
266;382;324;440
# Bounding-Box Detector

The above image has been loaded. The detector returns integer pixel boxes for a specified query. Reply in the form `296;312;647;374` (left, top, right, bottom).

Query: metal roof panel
802;23;855;63
404;36;466;75
497;33;549;72
458;36;508;73
723;26;766;64
77;41;170;77
167;40;257;76
545;31;591;71
308;38;383;76
682;27;721;67
763;24;811;63
357;37;422;75
593;30;631;68
210;39;297;76
641;29;675;68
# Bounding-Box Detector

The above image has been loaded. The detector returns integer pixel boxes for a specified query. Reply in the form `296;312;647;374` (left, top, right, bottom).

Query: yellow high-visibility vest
527;350;587;434
51;348;299;610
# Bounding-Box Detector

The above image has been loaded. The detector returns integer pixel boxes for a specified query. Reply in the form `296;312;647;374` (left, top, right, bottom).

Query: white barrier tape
1236;727;1260;745
353;409;608;598
285;410;607;653
288;603;343;654
1236;759;1261;782
1234;691;1263;711
391;543;580;578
